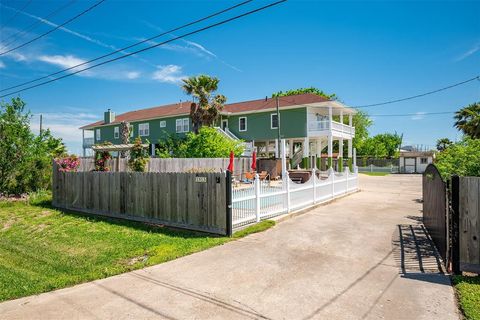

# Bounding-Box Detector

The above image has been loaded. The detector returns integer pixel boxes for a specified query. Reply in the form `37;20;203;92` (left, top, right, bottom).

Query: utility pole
276;96;281;158
39;114;43;134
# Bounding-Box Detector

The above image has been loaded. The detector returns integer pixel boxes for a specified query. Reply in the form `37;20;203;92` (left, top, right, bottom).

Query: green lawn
359;172;391;176
0;193;274;302
452;275;480;320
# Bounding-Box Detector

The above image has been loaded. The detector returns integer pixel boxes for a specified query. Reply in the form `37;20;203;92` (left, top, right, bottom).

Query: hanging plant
128;137;149;172
93;142;112;171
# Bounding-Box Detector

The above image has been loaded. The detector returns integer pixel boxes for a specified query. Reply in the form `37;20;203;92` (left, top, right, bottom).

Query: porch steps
214;127;253;157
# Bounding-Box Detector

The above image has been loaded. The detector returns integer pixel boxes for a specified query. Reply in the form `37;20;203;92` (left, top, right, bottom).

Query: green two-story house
80;93;357;168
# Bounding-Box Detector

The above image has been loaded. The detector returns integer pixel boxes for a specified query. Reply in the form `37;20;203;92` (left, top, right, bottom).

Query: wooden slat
459;177;480;272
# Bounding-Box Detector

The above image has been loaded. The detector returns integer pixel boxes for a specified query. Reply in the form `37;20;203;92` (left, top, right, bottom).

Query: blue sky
0;0;479;153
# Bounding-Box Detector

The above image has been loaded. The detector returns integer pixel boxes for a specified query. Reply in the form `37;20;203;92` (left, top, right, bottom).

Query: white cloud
38;54;87;69
125;71;140;79
152;65;186;84
0;61;5;69
455;42;480;61
411;112;426;120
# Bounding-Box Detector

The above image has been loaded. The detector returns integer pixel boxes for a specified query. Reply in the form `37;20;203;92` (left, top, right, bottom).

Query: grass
452;275;480;320
359;172;391;176
0;193;275;302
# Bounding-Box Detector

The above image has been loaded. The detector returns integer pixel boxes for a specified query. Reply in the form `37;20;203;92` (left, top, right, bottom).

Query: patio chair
258;171;270;181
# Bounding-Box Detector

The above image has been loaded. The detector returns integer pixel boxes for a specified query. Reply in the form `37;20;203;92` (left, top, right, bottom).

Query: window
176;118;189;133
114;127;119;139
420;157;428;164
239;117;247;131
160;120;166;128
271;114;279;129
139;123;149;136
96;129;101;141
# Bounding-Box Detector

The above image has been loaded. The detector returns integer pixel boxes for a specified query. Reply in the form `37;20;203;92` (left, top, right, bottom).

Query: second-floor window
96;129;101;141
139;123;149;136
114;127;119;139
271;114;278;129
176;118;189;133
239;117;247;132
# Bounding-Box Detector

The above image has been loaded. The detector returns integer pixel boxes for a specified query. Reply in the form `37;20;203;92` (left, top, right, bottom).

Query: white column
266;141;270;156
328;135;333;158
275;139;279;158
289;139;294;158
281;139;287;176
316;139;322;157
339;138;344;158
348;139;353;158
349;114;353;127
303;137;309;158
82;129;85;157
340;111;344;126
255;174;260;222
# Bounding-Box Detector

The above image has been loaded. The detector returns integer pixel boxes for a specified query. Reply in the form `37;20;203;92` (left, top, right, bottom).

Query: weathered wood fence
423;164;480;274
78;157;251;176
53;168;230;235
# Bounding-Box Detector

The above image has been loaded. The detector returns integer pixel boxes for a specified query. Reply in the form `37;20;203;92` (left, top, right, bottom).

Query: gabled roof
80;93;333;129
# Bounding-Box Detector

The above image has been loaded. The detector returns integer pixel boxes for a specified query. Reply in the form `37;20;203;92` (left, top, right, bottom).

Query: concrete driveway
0;174;459;320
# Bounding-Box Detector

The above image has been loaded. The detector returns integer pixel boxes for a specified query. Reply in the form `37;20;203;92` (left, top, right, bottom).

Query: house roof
80;93;336;130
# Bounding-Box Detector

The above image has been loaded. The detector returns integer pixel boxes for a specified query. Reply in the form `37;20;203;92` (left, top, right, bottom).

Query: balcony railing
83;137;94;148
308;120;355;135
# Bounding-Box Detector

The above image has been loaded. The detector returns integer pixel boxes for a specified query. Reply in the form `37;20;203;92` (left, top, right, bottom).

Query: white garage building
399;151;435;173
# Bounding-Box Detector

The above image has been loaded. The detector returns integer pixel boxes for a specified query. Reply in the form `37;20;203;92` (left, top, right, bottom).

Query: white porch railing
231;168;358;229
308;120;355;135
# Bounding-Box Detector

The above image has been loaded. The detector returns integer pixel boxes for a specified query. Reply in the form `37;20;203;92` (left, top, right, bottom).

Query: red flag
251;151;257;171
227;151;234;172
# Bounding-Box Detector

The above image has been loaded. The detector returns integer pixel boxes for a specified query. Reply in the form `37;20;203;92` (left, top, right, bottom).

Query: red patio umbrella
251;151;257;171
227;150;234;173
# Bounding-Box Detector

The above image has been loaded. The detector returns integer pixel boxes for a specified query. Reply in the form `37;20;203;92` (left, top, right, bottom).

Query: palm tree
454;102;480;139
436;138;452;151
182;75;226;134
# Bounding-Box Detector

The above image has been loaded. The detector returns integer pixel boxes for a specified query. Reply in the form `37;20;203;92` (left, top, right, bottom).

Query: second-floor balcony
308;120;355;138
83;137;94;148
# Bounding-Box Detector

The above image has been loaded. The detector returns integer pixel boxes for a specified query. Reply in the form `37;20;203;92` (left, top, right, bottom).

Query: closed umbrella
251;151;257;171
227;150;234;173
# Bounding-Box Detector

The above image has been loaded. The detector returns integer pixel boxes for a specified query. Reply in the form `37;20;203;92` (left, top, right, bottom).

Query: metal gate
422;164;448;261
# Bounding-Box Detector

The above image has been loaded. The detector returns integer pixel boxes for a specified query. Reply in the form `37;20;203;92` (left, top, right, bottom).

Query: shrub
93;143;112;171
435;137;480;178
128;137;149;172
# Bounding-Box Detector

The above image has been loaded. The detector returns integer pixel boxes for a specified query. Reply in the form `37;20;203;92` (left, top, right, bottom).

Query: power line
0;0;32;31
0;0;253;93
0;0;106;56
354;75;480;108
0;0;287;98
1;0;77;49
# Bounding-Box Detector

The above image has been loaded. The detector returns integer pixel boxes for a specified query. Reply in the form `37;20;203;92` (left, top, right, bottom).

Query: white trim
270;113;279;129
138;123;149;136
176;118;189;133
159;120;166;128
221;119;228;130
114;126;119;139
239;117;247;132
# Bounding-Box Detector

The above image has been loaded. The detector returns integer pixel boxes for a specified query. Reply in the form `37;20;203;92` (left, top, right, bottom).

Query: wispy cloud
411;112;426;120
152;65;186;84
37;54;141;80
142;21;242;72
0;61;5;69
0;4;154;67
455;41;480;61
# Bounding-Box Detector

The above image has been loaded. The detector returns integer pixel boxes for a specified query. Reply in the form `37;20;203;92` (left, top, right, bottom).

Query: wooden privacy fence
78;157;251;176
423;164;480;274
53;168;229;235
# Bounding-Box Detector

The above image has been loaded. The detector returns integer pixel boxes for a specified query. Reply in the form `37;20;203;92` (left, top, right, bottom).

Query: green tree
357;132;402;158
0;98;66;194
182;75;226;134
180;127;244;158
454;102;480;139
272;87;337;100
436;138;453;151
435;137;480;178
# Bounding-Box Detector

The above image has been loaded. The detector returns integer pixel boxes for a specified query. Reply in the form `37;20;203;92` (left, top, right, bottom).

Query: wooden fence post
225;171;233;237
451;175;460;274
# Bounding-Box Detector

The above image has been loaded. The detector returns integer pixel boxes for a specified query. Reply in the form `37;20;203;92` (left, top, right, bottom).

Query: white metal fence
357;164;399;173
231;168;358;229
